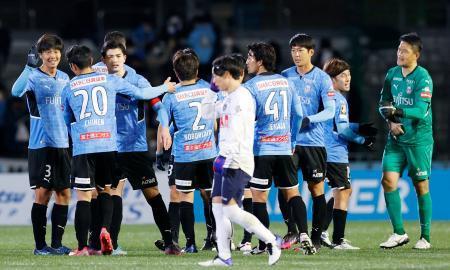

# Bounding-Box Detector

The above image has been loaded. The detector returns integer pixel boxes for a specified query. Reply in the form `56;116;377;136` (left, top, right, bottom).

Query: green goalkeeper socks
384;189;405;235
418;192;432;242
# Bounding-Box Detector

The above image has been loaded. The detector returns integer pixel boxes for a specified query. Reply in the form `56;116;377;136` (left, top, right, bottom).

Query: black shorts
114;151;158;190
28;147;71;190
326;162;351;189
174;158;214;192
294;145;327;182
250;155;298;190
168;155;175;186
71;151;116;191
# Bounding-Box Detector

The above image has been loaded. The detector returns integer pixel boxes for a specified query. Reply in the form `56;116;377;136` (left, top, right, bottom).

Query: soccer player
321;58;377;249
11;34;72;255
281;33;336;250
62;45;174;256
378;33;433;250
100;40;181;255
198;54;281;267
243;42;315;255
162;48;217;253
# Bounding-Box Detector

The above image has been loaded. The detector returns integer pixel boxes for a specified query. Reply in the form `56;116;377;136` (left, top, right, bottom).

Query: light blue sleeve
349;122;359;132
336;121;365;144
152;101;169;128
114;76;168;99
11;66;33;97
290;84;302;149
308;99;335;123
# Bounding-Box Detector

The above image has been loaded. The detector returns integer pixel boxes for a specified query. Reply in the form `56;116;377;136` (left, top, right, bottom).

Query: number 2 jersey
22;68;70;149
162;79;217;162
244;73;301;156
62;72;166;156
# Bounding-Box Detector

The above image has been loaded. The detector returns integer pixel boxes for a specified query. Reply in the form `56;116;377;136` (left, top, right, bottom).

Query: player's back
324;91;349;163
163;79;217;162
63;72;120;156
26;68;70;149
244;73;294;155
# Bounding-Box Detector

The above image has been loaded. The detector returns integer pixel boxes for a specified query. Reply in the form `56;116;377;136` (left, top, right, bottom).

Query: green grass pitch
1;221;449;269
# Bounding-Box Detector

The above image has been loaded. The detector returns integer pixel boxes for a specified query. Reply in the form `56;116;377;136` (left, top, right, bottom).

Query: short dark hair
247;42;276;72
66;45;93;69
36;34;64;53
399;32;422;53
323;58;350;78
101;40;126;57
172;48;199;81
212;53;246;80
104;31;127;48
289;33;315;50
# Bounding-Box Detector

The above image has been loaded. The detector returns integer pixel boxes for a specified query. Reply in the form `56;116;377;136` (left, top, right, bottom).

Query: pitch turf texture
1;222;449;269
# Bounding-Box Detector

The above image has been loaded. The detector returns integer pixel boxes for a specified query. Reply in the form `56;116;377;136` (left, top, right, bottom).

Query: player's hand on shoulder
164;77;176;93
27;43;41;68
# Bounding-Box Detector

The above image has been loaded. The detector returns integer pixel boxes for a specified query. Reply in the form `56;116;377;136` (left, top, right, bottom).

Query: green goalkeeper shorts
382;140;433;181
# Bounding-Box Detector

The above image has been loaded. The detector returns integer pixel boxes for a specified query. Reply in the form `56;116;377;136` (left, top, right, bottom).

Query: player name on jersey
255;78;289;90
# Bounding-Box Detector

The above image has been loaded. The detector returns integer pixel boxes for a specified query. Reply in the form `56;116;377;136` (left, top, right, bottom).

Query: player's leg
238;187;253;251
167;155;181;245
406;144;433;249
88;189;102;254
278;191;298;246
380;141;409;248
50;148;72;254
277;155;313;253
199;188;216;250
221;168;280;266
174;161;197;252
109;179;126;255
249;188;269;254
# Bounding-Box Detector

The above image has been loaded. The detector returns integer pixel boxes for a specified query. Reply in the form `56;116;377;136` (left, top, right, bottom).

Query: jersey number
189;101;206;131
74;86;108;120
264;90;288;120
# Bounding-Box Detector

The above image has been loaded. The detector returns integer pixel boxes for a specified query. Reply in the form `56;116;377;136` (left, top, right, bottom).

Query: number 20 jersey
162;79;217;162
244;73;298;156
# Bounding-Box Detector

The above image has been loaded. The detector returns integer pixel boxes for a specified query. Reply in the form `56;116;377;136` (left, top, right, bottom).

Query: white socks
212;203;232;259
223;204;275;244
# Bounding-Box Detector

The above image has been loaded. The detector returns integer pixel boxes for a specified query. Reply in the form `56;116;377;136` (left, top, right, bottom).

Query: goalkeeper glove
27;44;41;68
379;101;403;123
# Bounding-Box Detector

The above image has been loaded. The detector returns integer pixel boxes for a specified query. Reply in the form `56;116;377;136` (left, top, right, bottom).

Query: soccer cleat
52;245;72;255
154;239;165;251
165;243;182;255
333;239;360;250
379;233;409;249
87;247;102;256
100;228;113;255
267;235;282;266
320;231;333;248
297;233;317;255
69;247;90;256
201;238;215;251
181;244;198;253
237;242;252;252
413;238;431;250
112;246;128;256
33;246;56;255
243;245;266;255
198;256;233;267
281;232;298;250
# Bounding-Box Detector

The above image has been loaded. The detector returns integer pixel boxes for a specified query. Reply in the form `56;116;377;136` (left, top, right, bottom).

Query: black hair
36;34;64;53
101;40;127;57
399;32;422;53
104;31;127;48
172;48;199;81
289;33;315;50
323;58;351;78
247;42;276;72
65;45;93;69
212;53;246;80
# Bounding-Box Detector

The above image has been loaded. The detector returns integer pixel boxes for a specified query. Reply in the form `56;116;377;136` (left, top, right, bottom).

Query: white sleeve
201;90;222;119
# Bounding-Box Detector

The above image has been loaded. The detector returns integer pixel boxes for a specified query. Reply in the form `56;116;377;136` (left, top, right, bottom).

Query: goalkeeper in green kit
378;32;433;250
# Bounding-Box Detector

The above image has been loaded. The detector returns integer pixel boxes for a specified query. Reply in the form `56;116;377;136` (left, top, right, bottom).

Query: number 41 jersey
162;79;217;162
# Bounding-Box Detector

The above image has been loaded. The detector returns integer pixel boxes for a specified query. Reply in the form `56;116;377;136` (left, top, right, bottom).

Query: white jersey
206;86;256;176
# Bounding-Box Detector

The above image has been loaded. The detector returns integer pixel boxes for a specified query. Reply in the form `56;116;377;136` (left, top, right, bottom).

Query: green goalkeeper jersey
379;65;433;146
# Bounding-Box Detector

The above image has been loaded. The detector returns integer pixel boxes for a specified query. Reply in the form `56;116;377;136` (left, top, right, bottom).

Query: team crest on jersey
406;87;412;94
340;103;347;116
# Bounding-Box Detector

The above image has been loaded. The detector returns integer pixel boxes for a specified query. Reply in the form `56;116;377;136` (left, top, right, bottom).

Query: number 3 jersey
162;79;217;162
244;73;300;156
62;72;165;156
23;68;70;149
